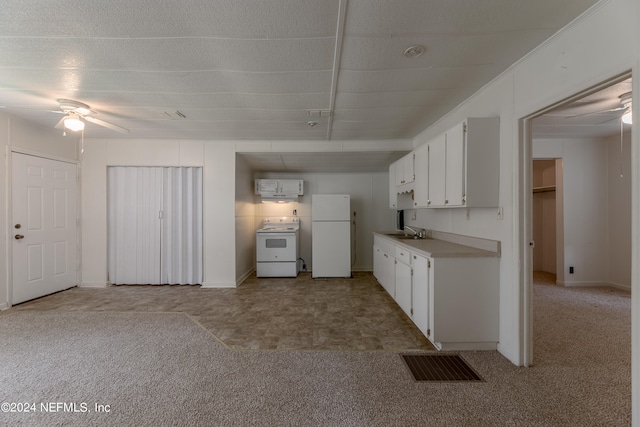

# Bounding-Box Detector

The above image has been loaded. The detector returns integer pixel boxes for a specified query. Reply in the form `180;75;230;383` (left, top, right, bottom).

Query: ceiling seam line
326;0;348;141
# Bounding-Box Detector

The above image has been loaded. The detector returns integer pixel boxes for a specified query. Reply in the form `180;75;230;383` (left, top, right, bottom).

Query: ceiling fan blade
564;106;626;119
84;116;129;133
0;105;66;114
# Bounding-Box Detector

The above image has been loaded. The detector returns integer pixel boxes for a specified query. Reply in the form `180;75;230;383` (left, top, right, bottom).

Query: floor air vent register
401;354;484;382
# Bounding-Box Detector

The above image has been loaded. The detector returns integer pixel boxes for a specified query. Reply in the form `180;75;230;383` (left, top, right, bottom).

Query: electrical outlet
497;207;504;220
411;210;416;220
569;266;574;274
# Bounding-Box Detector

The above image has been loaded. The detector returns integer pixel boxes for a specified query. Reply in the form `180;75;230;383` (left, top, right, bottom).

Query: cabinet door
374;244;395;296
382;250;395;296
428;257;436;342
428;134;446;206
403;152;415;184
395;259;412;317
445;122;465;206
412;254;430;337
373;246;383;282
279;179;303;195
413;144;428;208
389;163;397;208
394;158;405;186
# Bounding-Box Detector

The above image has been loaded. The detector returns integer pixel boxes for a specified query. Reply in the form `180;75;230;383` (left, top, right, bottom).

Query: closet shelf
533;185;556;193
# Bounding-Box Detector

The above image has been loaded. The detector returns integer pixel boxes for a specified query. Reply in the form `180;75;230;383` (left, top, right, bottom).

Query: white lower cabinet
373;235;499;351
427;257;499;350
373;244;395;296
411;253;430;338
394;258;412;317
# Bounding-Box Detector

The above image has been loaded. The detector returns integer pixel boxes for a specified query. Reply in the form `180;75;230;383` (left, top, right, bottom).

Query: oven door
256;232;297;262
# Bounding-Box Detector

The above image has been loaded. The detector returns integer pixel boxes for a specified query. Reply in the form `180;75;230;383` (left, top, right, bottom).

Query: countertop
373;231;500;258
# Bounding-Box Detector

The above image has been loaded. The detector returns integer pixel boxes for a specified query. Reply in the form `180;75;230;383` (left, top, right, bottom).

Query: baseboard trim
236;269;254;286
562;280;628;289
607;281;631;291
497;343;518;366
0;302;9;311
79;282;108;288
201;282;237;289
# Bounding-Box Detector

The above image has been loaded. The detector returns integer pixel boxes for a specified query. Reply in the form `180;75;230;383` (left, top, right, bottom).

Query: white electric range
256;217;300;277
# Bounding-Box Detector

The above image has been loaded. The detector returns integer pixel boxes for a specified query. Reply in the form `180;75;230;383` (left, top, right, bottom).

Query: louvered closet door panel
161;167;203;284
107;167;163;284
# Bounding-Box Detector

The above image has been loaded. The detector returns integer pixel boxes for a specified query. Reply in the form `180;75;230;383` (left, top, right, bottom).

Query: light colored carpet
0;280;631;426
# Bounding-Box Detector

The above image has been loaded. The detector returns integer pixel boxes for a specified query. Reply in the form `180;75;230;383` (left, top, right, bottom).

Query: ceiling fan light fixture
64;116;85;131
621;110;632;124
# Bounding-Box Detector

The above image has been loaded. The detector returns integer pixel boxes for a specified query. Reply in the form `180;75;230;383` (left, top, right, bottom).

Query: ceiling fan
565;91;632;124
53;99;129;134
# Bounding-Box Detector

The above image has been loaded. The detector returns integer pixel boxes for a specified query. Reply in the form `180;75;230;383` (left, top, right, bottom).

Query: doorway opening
521;72;633;367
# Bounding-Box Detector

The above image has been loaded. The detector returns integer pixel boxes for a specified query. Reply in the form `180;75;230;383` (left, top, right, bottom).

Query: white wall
235;154;256;284
533;138;609;285
0;112;78;309
81;139;238;288
405;0;639;368
255;172;394;272
607;130;632;289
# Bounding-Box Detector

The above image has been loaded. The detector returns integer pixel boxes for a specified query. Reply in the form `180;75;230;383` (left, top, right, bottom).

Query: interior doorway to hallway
522;72;633;367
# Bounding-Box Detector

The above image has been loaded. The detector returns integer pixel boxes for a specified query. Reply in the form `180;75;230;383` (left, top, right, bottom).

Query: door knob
15;234;24;240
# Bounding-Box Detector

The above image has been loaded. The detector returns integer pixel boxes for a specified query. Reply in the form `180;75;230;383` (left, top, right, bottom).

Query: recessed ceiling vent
306;109;332;117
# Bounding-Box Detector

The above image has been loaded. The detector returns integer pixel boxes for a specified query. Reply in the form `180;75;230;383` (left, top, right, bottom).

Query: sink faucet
404;225;425;239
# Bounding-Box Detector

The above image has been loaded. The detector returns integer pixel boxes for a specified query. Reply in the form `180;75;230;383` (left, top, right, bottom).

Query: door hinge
427;328;431;336
428;260;431;268
410;308;413;315
463;122;467;133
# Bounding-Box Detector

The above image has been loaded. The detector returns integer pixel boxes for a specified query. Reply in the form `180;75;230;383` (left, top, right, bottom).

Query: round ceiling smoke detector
404;45;425;58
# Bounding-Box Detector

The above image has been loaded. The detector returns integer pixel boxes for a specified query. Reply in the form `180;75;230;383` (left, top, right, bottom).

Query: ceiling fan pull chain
619;119;624;178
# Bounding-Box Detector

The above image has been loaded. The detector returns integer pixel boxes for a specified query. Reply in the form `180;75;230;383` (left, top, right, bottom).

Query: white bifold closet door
108;166;202;285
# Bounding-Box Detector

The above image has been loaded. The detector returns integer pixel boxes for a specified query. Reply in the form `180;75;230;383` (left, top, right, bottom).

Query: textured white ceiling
532;78;633;140
0;0;602;145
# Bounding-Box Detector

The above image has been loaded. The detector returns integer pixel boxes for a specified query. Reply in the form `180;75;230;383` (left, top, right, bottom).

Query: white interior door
12;153;77;304
108;167;163;284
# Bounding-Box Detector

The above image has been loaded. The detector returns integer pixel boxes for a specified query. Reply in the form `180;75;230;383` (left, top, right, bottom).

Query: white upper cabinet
388;162;397;209
413;143;429;208
427;133;446;207
387;117;498;209
444;122;465;207
393;152;415;187
427;117;499;208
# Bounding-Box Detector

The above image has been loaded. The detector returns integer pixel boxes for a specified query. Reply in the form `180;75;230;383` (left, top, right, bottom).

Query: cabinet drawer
395;246;411;265
374;236;396;255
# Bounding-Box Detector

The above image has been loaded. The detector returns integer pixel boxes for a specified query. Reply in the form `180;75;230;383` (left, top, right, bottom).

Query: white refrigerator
311;194;351;278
